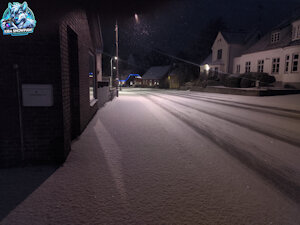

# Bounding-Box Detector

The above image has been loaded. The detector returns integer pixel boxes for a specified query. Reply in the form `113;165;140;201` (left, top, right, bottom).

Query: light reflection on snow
93;119;128;202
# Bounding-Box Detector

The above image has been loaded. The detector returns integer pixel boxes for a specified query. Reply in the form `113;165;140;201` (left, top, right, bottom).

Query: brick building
0;3;103;167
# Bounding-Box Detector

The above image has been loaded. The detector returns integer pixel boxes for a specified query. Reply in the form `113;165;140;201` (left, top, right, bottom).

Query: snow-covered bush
240;72;276;88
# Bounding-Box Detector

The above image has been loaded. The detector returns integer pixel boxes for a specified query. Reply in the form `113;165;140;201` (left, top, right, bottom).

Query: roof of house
142;65;171;80
200;54;212;66
243;16;300;54
221;31;248;45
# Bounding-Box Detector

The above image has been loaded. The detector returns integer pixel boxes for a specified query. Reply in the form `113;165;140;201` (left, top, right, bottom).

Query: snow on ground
1;88;300;225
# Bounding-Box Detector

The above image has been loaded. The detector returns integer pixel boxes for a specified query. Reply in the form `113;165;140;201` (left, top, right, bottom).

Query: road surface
2;88;300;225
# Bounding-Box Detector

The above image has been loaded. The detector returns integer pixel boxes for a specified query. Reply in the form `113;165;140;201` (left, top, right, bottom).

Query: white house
202;14;300;88
233;16;300;88
200;30;259;74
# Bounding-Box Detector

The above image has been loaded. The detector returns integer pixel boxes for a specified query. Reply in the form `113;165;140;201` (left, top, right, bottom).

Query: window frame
257;59;264;73
245;61;251;73
217;49;222;60
236;64;240;74
271;57;280;74
271;32;280;43
285;55;290;73
292;53;299;73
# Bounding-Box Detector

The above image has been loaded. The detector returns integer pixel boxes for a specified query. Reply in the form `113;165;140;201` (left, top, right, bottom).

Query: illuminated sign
119;74;141;82
1;2;36;36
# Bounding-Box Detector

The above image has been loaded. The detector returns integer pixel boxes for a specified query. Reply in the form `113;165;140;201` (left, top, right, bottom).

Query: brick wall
59;10;98;156
0;9;100;167
0;31;64;167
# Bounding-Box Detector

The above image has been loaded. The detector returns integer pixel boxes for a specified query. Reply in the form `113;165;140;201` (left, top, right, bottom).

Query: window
245;61;251;73
285;55;290;73
89;52;96;101
257;60;264;73
292;24;300;40
217;49;222;60
214;67;218;75
271;32;280;43
292;54;299;72
236;64;240;74
272;58;280;74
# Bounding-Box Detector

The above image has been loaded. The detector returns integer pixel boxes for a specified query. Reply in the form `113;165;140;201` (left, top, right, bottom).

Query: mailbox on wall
22;84;53;107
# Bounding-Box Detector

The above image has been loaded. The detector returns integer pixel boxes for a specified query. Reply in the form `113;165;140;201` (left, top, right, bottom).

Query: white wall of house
211;32;229;73
233;46;300;84
228;44;245;74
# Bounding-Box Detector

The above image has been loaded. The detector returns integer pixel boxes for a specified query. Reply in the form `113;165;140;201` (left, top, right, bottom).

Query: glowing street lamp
204;64;210;72
135;13;139;24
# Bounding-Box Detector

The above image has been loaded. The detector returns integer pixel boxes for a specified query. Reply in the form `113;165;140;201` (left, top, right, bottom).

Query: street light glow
205;64;210;71
114;56;118;60
135;13;139;23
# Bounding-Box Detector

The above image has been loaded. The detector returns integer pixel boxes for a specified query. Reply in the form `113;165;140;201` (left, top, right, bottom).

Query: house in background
233;15;300;88
142;65;171;88
202;12;300;88
0;3;104;167
202;31;259;75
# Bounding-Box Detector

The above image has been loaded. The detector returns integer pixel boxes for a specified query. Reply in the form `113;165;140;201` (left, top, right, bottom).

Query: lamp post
115;21;121;91
110;56;118;88
110;58;113;88
114;15;139;90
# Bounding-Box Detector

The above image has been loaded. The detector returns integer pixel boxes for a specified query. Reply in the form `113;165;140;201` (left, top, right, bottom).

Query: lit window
271;32;280;43
285;55;290;73
292;54;299;72
257;60;264;73
272;58;280;74
245;61;251;73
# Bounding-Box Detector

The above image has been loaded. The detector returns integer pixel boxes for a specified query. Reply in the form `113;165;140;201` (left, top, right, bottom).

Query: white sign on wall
22;84;53;107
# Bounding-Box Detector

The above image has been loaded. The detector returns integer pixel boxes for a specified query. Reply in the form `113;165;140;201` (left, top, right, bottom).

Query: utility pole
115;21;120;90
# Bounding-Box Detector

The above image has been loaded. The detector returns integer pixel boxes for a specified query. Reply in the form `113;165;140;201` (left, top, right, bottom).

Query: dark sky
1;0;298;60
100;0;300;59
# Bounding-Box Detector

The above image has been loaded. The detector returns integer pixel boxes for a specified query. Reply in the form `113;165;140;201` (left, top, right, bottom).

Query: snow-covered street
1;88;300;225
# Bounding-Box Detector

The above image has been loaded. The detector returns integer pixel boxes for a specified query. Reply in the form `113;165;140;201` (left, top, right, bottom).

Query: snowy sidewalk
1;90;300;225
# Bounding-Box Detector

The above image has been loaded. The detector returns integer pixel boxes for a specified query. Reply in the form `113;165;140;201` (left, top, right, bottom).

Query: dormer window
292;22;300;41
271;32;280;43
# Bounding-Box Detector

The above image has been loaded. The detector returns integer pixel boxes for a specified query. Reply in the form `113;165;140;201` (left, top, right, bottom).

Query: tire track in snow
143;95;300;204
150;93;300;148
161;91;300;120
166;90;300;114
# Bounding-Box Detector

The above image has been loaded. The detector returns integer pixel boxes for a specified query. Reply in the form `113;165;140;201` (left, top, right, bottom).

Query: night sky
0;0;298;63
100;0;300;59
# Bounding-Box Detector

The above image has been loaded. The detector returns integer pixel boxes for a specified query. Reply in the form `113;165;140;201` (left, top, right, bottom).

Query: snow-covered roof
142;65;171;80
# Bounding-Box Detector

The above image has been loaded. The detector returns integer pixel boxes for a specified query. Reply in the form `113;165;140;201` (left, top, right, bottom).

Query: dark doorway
67;27;80;140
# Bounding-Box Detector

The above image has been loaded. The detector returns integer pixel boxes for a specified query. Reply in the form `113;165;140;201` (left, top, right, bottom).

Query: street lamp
113;15;138;90
115;21;120;91
134;13;139;24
